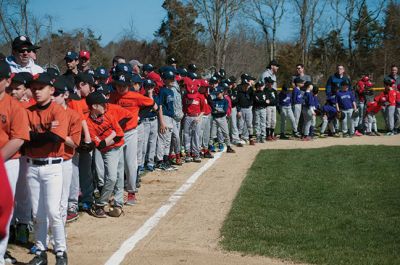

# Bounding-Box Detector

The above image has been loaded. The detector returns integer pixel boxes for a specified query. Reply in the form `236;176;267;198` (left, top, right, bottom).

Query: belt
142;117;157;121
27;157;63;166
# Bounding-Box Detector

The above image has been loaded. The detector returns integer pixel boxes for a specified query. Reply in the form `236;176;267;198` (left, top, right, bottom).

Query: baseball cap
64;51;79;61
166;56;177;65
294;77;305;84
54;75;75;94
215;86;224;94
113;72;132;85
384;77;395;86
0;60;12;79
114;63;132;75
12;72;33;86
12;35;40;50
161;70;175;80
53;77;69;96
79;50;90;60
46;67;60;79
94;66;109;79
142;64;154;72
188;64;197;72
341;80;350;86
177;67;188;77
143;79;155;89
129;59;143;68
86;91;108;106
220;82;229;91
304;81;313;88
31;73;54;86
76;72;95;86
131;74;143;83
95;83;111;95
188;72;198;80
282;84;289;91
255;80;264;87
209;76;219;84
264;76;274;84
269;59;280;67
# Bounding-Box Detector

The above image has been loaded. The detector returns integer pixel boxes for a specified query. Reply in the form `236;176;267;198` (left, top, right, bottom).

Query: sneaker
203;151;214;159
266;136;273;141
302;136;311;141
125;193;136;206
55;251;68;265
93;188;101;199
218;143;224;152
174;156;183;166
271;135;278;141
343;133;350;138
28;251;47;265
155;162;167;170
319;133;327;138
138;165;145;175
209;144;216;152
185;156;193;163
226;146;235;153
4;251;17;264
15;223;29;244
193;156;202;163
386;131;394;136
66;208;79;223
91;205;107;218
355;130;363;136
146;164;155;172
332;132;340;137
235;142;244;147
293;132;301;138
164;161;177;171
249;139;256;145
374;131;381;136
8;225;15;244
80;202;91;212
108;206;124;217
280;134;290;140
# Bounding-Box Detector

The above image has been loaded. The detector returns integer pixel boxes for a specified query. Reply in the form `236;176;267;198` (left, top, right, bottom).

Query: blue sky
30;0;383;46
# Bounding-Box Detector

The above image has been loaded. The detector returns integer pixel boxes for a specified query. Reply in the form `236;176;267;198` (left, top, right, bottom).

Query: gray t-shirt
261;69;277;90
291;74;312;83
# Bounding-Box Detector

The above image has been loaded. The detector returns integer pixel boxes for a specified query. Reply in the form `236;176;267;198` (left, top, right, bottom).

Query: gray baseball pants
210;116;231;146
266;106;277;129
302;108;313;136
200;114;211;148
254;108;267;137
280;106;297;134
137;123;145;167
183;116;202;157
385;105;395;131
142;117;158;167
341;109;354;134
229;107;240;143
156;115;174;161
293;104;302;129
239;107;253;140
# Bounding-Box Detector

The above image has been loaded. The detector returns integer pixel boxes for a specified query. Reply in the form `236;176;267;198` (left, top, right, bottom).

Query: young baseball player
52;77;82;226
253;81;267;143
209;87;235;154
365;96;384;136
198;81;214;158
9;72;35;108
109;71;154;205
0;61;30;265
183;79;205;162
383;78;397;136
265;77;278;141
324;84;340;136
25;73;68;265
140;80;159;171
309;86;321;138
336;80;358;137
237;75;255;145
302;82;316;141
86;91;127;218
292;77;305;130
278;84;300;139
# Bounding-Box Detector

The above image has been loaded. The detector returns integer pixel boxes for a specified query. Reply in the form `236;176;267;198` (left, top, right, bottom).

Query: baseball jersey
292;87;303;105
25;102;68;158
183;92;205;116
0;94;30;159
158;87;175;118
109;90;154;130
0;155;13;239
20;98;36;109
199;93;211;115
67;98;85;120
63;107;82;160
396;90;400;107
366;101;382;114
302;91;313;108
278;91;291;107
387;89;397;106
211;98;228;118
86;111;125;153
106;103;134;131
336;90;355;110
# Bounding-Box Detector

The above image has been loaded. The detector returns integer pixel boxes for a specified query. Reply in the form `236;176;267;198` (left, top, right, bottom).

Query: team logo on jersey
1;115;6;123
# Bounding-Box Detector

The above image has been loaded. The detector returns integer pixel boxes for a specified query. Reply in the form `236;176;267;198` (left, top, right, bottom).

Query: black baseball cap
0;60;11;79
95;83;111;95
264;76;274;84
12;72;33;86
76;72;95;86
53;76;69;96
30;73;54;86
269;59;280;67
12;35;40;50
294;77;305;84
143;79;155;89
86;91;108;106
64;51;79;61
113;72;132;85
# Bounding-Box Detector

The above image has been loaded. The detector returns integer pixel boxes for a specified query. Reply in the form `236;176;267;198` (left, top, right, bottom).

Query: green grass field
221;146;400;265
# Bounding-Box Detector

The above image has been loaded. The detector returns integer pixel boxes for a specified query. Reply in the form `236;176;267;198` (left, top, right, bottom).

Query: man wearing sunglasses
291;64;312;86
5;35;43;75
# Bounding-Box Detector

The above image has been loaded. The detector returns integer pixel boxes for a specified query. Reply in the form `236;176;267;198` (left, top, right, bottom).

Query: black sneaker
4;251;17;264
226;146;236;153
55;251;68;265
280;134;290;140
28;251;48;265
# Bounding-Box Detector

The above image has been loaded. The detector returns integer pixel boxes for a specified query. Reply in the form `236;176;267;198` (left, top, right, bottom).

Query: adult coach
291;64;311;85
6;36;43;74
326;64;352;95
386;65;400;87
261;60;279;91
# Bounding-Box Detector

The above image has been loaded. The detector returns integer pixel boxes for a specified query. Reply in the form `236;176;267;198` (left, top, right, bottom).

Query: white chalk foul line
105;151;223;265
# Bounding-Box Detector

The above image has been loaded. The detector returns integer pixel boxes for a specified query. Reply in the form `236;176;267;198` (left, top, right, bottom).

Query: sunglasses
18;48;33;54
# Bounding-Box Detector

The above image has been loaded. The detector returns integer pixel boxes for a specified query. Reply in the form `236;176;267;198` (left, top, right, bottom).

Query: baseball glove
336;110;346;121
76;141;95;153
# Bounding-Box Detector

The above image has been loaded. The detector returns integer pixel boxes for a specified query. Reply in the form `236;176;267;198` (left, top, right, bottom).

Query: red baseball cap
79;50;90;60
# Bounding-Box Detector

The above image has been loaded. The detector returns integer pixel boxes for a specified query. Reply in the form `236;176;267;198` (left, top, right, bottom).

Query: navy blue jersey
322;105;337;121
336;90;355;110
140;94;158;119
302;91;313;108
278;91;291;107
312;94;320;109
292;87;303;105
211;98;228;118
326;92;337;106
159;87;175;117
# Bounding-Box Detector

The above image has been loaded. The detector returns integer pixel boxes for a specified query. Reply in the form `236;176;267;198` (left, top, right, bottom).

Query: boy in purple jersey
309;86;320;138
278;84;300;139
336;80;358;137
301;82;315;141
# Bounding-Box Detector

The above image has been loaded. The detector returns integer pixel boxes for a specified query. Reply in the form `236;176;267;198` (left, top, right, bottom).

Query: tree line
0;0;399;86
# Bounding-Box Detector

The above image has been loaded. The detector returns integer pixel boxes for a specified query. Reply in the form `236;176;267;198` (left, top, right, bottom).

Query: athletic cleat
374;131;381;136
28;251;47;265
66;208;79;223
125;193;136;206
174;156;183;166
302;136;311;141
333;132;340;137
259;137;265;143
218;143;224;152
15;223;29;244
80;202;91;212
209;144;216;152
91;205;107;218
249;139;256;145
280;134;290;140
235;142;244;147
4;251;17;264
146;164;155;172
203;151;214;159
137;165;145;175
185;156;193;163
343;133;350;138
193;156;202;163
354;130;363;136
55;251;68;265
319;133;327;138
266;136;273;141
108;206;124;218
386;131;394;136
226;146;235;153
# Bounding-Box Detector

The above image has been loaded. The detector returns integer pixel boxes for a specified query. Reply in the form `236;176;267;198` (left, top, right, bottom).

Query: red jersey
0;94;30;160
63;107;82;160
26;102;68;158
387;89;396;106
109;90;154;131
183;92;205;116
366;101;382;114
199;93;211;115
396;90;400;107
86;111;125;153
224;94;232;117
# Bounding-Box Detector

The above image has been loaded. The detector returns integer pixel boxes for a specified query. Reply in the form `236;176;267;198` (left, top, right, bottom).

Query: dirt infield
10;135;400;265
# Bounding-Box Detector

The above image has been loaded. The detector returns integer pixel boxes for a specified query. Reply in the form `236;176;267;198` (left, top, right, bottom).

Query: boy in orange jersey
86;91;128;218
52;77;82;226
24;73;68;265
8;72;36;108
109;72;154;205
0;60;30;265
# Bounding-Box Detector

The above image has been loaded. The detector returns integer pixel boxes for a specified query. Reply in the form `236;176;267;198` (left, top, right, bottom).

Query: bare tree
243;0;285;62
191;0;243;68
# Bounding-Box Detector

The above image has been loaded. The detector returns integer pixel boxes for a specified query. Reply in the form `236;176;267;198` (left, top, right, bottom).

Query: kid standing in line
335;80;358;137
265;77;278;141
301;82;315;141
253;81;267;143
278;84;300;139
